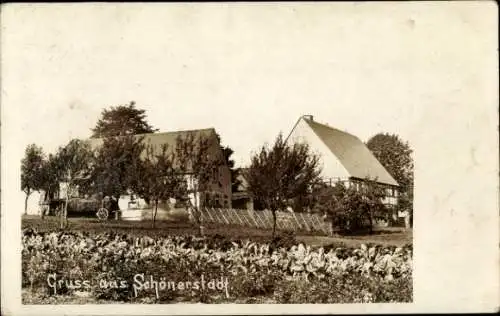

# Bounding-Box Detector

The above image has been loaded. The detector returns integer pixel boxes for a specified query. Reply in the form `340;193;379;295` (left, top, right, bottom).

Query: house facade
84;128;232;212
286;115;399;207
231;169;254;210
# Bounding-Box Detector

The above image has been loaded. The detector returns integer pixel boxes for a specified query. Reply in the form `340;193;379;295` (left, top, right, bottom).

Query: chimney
303;114;314;121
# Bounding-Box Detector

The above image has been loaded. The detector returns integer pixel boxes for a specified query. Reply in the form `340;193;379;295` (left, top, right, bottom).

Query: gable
286;118;351;179
304;118;398;186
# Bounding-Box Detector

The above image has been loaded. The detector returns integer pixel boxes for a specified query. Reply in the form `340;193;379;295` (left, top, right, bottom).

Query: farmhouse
286;115;399;206
86;128;233;212
232;116;399;214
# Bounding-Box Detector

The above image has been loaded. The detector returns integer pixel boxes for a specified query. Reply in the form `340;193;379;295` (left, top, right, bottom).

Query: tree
366;133;413;189
245;133;321;238
130;144;187;228
90;135;145;211
55;139;95;229
38;153;63;219
366;133;414;223
90;101;159;138
312;178;387;235
21;144;45;214
215;133;241;193
175;133;225;235
359;178;389;234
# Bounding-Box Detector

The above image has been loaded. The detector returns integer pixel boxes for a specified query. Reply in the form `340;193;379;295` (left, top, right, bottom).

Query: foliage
215;133;241;193
175;132;226;234
90;135;145;200
366;133;413;189
54;139;95;228
246;133;321;237
312;179;388;234
130;143;188;227
39;154;63;198
366;133;414;217
22;229;412;303
90;101;159;138
21;144;45;214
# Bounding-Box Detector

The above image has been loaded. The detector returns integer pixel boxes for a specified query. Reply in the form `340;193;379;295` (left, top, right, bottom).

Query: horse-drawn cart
39;192;118;220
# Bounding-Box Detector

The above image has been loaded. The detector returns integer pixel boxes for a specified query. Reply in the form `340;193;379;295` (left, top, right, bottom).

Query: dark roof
302;117;399;186
85;128;219;170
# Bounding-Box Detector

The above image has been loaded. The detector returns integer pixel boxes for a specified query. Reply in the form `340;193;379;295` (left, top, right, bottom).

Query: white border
2;2;499;315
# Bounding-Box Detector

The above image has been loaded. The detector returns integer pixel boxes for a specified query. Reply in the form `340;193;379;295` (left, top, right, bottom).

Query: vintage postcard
1;2;498;315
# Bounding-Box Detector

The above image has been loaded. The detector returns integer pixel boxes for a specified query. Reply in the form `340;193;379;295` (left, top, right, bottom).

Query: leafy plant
22;228;412;304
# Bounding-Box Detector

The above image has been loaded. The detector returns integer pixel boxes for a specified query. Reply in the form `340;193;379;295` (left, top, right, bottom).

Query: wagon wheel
96;208;109;220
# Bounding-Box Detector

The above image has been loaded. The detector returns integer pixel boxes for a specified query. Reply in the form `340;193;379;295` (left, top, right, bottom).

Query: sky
0;2;457;167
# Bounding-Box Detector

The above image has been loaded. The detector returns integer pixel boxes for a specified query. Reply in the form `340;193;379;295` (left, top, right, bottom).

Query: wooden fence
197;208;331;235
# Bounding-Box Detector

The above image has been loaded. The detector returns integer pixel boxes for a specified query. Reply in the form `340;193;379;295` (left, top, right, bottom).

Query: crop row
22;229;412;303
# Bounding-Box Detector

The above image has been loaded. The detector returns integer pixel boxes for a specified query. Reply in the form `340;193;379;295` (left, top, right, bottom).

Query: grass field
22;215;412;248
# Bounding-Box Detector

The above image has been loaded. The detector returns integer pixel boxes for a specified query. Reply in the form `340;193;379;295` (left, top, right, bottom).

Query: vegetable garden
22;227;412;304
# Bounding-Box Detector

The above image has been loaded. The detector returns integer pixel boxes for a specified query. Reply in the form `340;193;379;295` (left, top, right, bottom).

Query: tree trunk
192;190;202;236
61;195;68;230
24;191;30;215
152;199;158;228
272;210;277;238
368;213;374;235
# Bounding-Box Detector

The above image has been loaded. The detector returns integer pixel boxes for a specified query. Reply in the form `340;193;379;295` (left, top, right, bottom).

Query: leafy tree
216;133;241;193
55;139;95;229
91;101;158;138
38;153;64;218
175;132;225;235
21;144;45;214
366;133;413;189
130;144;187;228
366;133;414;224
246;133;321;238
312;178;387;235
90;135;145;210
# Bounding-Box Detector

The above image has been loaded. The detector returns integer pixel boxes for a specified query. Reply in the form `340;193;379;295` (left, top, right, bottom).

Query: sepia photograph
1;2;498;315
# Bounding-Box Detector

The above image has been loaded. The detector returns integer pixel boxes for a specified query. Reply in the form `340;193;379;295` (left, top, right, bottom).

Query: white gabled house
286;115;399;207
86;128;233;212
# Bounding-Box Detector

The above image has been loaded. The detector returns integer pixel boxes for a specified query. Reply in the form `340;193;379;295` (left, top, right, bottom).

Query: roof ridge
134;127;215;137
300;117;398;186
305;118;359;140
